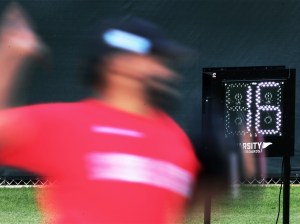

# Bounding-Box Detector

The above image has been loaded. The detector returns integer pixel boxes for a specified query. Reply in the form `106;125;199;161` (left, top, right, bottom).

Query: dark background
0;0;299;177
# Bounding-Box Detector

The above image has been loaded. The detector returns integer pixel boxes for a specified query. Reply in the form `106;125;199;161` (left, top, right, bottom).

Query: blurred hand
0;3;43;58
241;132;256;178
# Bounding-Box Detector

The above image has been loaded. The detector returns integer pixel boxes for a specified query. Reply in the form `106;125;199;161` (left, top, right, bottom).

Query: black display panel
202;66;295;157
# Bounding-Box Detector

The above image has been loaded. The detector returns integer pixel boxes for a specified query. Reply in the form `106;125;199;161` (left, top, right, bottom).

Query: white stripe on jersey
86;152;194;198
91;126;144;138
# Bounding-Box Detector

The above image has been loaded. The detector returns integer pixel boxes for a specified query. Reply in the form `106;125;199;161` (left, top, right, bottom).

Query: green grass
0;186;300;224
0;187;41;224
186;186;300;224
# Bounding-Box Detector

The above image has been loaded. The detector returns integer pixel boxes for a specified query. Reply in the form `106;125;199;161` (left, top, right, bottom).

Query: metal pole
203;96;212;224
204;195;211;224
283;155;290;224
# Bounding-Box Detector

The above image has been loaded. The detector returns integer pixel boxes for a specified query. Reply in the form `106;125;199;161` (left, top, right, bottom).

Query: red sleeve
0;105;49;175
158;111;202;173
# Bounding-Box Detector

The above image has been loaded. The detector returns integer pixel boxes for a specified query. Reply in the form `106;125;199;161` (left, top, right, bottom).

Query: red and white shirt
0;99;200;224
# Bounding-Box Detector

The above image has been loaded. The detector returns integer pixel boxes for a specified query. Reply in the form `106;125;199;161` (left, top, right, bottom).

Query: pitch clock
202;66;295;157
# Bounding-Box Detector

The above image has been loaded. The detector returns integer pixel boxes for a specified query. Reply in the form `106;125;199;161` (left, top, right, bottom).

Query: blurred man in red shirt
0;4;200;224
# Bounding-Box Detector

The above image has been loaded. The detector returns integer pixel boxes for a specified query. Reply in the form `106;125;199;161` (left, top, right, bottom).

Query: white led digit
225;82;252;136
255;82;283;136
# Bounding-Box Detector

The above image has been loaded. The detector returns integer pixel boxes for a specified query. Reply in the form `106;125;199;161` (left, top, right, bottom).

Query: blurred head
81;16;193;110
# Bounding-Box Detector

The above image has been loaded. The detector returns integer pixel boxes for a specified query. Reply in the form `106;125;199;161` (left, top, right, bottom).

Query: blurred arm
0;49;24;108
0;3;41;109
0;3;46;155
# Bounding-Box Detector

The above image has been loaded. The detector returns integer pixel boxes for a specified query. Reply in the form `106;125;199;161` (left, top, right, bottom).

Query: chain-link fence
240;178;300;185
1;177;300;187
0;177;55;186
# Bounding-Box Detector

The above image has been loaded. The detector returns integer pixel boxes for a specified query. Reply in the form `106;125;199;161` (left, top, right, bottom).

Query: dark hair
81;55;104;88
81;51;124;89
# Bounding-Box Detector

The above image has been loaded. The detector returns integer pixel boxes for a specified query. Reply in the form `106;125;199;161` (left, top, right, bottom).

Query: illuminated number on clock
225;83;252;136
255;82;282;136
225;81;283;137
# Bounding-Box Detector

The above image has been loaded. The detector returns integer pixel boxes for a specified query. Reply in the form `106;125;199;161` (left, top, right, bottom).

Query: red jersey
0;99;200;224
